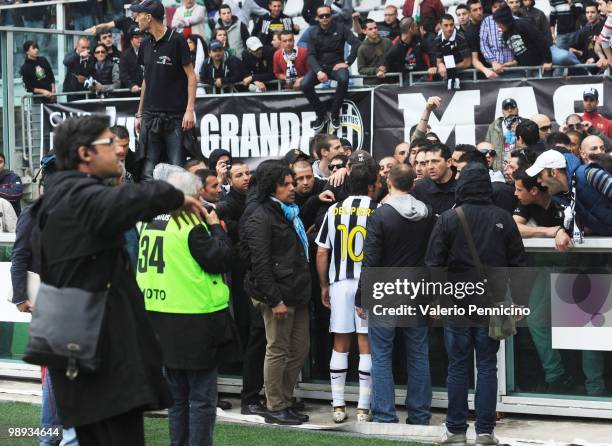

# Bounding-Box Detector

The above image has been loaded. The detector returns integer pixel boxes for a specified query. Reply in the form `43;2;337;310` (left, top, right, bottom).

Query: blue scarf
270;197;309;262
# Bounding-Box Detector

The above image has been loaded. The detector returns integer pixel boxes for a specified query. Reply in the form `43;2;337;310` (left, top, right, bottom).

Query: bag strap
455;206;483;277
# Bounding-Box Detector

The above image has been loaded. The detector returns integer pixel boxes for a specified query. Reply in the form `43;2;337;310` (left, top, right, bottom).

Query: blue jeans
555;31;579;50
40;369;61;446
141;116;185;181
164;367;218;446
444;326;499;435
370;325;432;424
302;67;349;118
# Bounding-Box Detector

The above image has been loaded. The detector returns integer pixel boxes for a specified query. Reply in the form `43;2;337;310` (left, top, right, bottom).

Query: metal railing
407;63;608;86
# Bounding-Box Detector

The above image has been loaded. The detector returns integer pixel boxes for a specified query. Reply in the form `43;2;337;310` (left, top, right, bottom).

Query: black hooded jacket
425;163;526;271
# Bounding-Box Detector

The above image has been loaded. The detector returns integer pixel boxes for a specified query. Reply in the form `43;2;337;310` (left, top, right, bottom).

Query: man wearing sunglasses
485;98;524;170
562;113;612;150
302;5;361;131
531;114;553;143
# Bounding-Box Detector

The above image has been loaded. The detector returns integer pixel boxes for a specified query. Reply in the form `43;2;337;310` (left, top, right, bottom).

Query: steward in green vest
136;212;242;369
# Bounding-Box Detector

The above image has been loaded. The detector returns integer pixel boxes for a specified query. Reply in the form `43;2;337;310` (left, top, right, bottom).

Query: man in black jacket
493;5;553;73
252;0;298;47
381;17;432;80
241;164;311;426
426;163;526;446
200;39;244;91
62;36;95;101
355;164;434;425
30;115;204;445
302;5;361;131
242;37;276;92
120;28;144;95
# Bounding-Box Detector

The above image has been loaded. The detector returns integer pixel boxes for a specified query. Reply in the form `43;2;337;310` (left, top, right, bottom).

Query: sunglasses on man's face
539;125;551;132
318;13;331;18
95;50;107;54
329;162;345;170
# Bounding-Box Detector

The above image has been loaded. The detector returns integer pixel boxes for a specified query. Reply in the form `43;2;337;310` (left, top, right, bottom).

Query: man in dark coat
30;115;204;445
119;28;144;94
62;36;95;101
426;163;526;445
241;163;311;426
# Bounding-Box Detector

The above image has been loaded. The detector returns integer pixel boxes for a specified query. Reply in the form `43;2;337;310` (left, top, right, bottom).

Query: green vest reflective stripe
136;214;229;314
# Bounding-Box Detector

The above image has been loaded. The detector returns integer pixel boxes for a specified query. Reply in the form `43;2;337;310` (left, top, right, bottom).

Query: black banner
41;76;609;163
41;90;372;163
372;76;610;160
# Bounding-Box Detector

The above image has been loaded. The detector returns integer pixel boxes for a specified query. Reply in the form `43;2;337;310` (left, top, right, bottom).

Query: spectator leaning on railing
480;0;515;74
273;30;309;90
381;17;433;82
200;39;244;90
92;44;120;96
357;19;392;85
572;1;608;67
20;40;55;102
242;36;276;92
434;14;472;90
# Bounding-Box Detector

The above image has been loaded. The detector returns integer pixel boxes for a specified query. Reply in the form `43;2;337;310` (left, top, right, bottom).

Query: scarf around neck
270;196;309;261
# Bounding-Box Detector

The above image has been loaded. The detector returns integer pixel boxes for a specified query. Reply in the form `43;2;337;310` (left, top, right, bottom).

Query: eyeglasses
329;162;345;170
95;50;107;54
539;125;551;132
318;13;331;18
90;137;115;146
567;123;583;130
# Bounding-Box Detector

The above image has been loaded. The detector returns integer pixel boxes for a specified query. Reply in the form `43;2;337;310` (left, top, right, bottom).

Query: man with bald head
379;156;399;177
394;142;410;164
580;135;606;163
531;114;552;142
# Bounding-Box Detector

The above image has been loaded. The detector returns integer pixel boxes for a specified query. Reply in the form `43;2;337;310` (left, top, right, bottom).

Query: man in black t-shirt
132;0;197;180
511;168;567;242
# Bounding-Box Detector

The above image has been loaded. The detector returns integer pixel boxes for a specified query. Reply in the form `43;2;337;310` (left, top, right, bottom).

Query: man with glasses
563;113;612;150
531;114;553;142
302;4;361;131
485;98;524;170
133;0;197;180
581;88;611;138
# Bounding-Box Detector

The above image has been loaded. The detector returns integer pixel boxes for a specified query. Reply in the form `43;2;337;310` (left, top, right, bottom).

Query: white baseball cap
525;150;567;177
246;36;263;51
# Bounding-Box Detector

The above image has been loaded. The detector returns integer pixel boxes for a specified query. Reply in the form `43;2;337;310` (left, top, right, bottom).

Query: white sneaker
333;406;347;423
447;78;453;90
453;78;461;90
476;433;499;446
441;429;467;445
356;408;372;422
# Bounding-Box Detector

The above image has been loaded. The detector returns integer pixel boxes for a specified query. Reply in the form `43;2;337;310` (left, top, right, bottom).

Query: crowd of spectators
14;0;612;100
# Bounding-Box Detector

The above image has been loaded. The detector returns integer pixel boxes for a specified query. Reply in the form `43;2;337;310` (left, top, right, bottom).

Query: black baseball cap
283;149;309;165
583;88;599;101
339;138;353;150
130;0;165;20
128;26;144;38
502;98;517;109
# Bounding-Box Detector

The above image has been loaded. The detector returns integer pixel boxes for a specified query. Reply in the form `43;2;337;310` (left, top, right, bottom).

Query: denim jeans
164;367;218;446
369;325;432;425
72;14;95;31
301;67;349;118
444;326;499;435
141;117;185;181
40;368;61;446
555;31;579;50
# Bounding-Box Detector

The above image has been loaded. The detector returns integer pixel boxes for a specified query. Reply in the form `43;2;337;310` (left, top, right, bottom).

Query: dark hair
110;125;129;140
347;163;378;195
424;142;452;160
584;0;598;9
457;150;487;167
194;168;217;184
184;158;206;170
23;40;37;53
0;152;5;163
546;131;571;148
53;115;110;170
399;16;416;33
440;13;455;22
510;148;537;169
316;4;332;14
94;44;107;56
313;134;339;158
454;144;477;154
279;29;294;38
96;30;112;42
228;160;247;179
291;159;313;173
219;3;232;11
590;153;612;172
564;113;582;124
330;154;348;164
256;164;293;202
425;132;440;142
420;16;437;33
566;130;584;144
516;120;540;146
409;137;431;149
269;0;282;4
387;163;416;192
466;0;482;7
364;18;377;27
455;4;469;12
512;168;546;191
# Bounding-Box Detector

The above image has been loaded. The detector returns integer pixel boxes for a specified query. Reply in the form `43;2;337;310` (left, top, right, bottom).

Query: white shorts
329;279;368;334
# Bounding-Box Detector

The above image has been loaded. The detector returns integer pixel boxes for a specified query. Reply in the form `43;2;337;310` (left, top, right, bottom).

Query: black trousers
74;409;144;446
240;297;267;406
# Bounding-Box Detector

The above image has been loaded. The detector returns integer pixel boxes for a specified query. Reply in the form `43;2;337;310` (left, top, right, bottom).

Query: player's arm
316;246;331;309
512;215;560;238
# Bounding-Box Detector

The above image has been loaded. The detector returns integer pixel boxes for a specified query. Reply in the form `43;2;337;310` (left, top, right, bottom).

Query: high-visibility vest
136;214;229;314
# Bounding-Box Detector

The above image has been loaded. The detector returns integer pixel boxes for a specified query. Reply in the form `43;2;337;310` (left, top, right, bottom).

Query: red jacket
273;47;309;84
582;111;612;138
402;0;445;23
